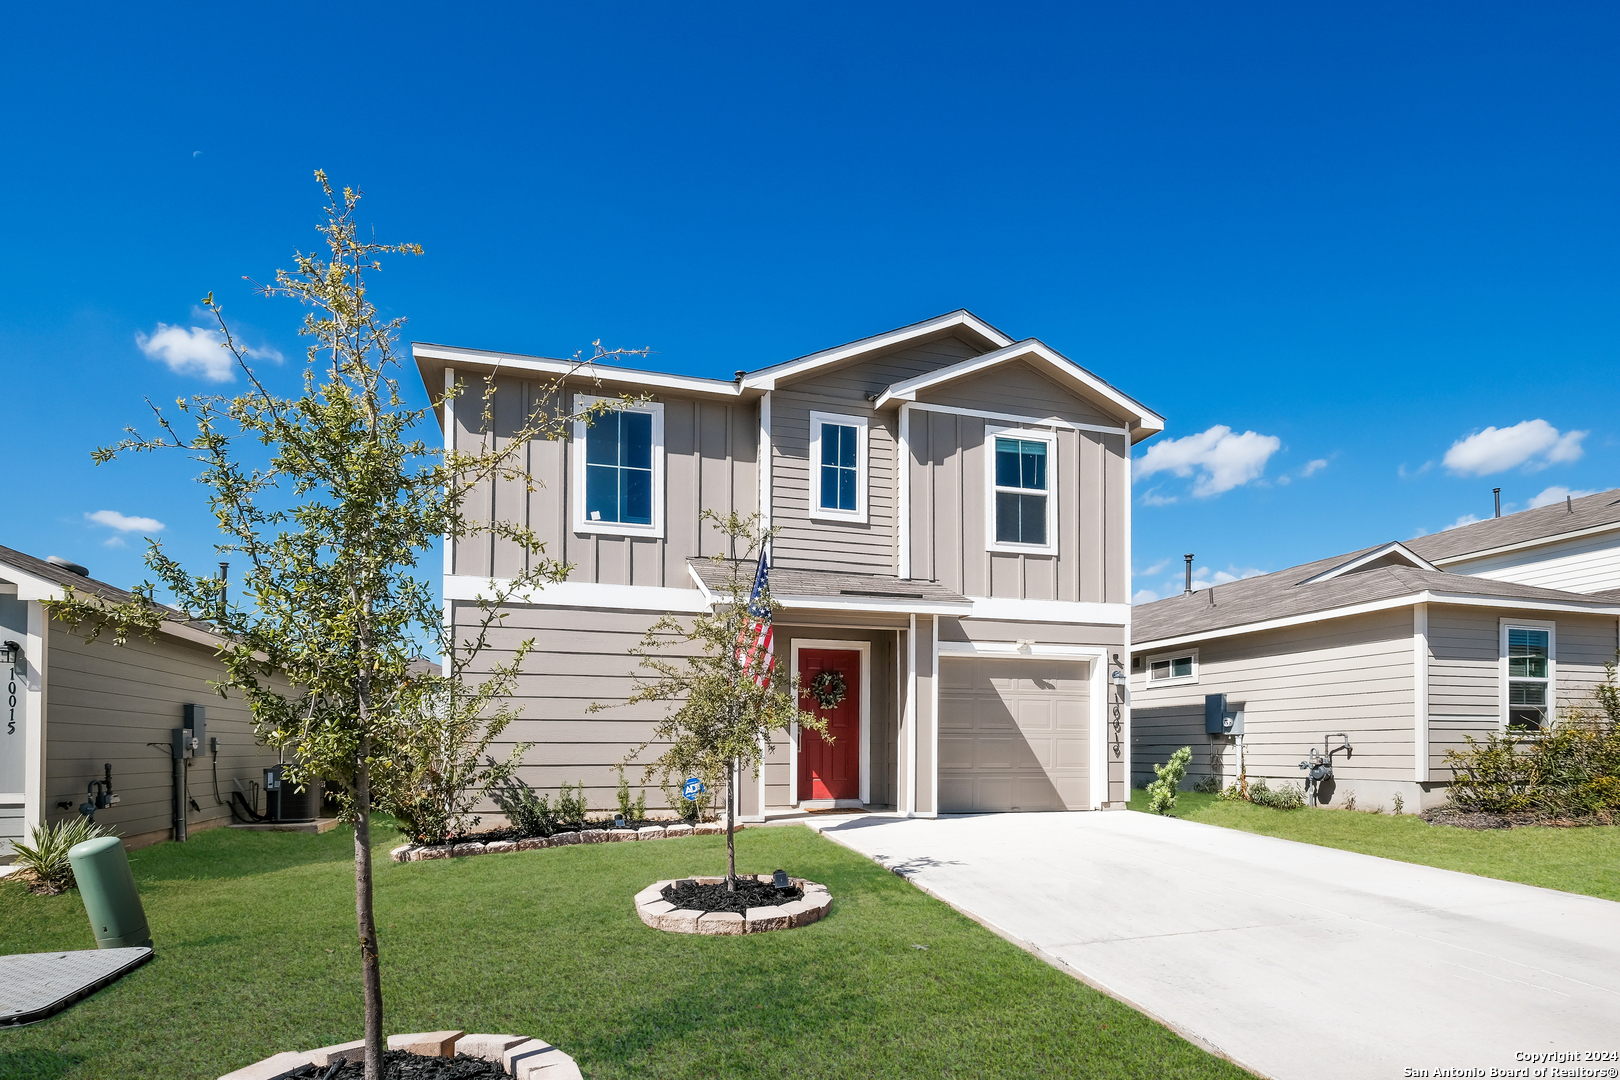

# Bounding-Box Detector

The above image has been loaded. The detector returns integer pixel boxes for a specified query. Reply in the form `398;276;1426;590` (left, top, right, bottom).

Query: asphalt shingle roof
1405;487;1620;562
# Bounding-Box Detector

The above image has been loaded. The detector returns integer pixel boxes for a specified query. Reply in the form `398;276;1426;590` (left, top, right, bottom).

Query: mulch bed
282;1050;505;1079
661;877;803;914
1421;807;1613;830
438;817;698;846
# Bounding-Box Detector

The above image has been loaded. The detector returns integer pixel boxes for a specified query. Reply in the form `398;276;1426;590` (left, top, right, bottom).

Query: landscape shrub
488;773;559;836
1246;779;1305;810
1443;663;1620;819
1146;747;1192;814
555;781;590;828
615;766;649;823
1192;774;1222;794
11;817;108;895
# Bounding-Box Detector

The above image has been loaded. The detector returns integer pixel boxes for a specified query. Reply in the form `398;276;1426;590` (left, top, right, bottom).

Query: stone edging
635;876;831;935
218;1029;578;1080
390;821;740;863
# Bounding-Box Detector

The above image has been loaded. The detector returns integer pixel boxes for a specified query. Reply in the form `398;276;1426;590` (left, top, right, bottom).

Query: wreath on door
803;669;848;710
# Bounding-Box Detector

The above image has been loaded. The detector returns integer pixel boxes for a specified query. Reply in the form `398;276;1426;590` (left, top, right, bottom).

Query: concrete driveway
802;810;1620;1080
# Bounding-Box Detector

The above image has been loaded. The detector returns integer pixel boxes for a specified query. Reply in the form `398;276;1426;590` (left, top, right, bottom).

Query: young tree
46;172;642;1080
604;511;826;889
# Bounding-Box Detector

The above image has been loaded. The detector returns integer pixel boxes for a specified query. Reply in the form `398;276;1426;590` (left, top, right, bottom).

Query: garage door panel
939;657;1090;813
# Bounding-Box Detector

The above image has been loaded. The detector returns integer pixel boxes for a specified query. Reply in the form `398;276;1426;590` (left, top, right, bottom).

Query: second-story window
988;429;1055;551
809;411;868;523
573;396;665;537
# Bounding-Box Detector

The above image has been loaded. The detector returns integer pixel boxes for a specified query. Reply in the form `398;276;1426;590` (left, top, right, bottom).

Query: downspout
1413;602;1429;784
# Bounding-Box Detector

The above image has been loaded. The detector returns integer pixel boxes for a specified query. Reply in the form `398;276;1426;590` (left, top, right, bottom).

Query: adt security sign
682;778;706;801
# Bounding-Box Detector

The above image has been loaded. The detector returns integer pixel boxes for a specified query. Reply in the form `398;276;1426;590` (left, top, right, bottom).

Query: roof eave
740;310;1015;391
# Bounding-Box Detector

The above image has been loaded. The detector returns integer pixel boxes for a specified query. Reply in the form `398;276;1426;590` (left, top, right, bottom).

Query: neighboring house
1;545;283;860
416;310;1164;819
1404;487;1620;594
1130;540;1620;809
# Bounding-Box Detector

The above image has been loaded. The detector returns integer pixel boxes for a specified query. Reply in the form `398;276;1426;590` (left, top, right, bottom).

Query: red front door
798;648;861;801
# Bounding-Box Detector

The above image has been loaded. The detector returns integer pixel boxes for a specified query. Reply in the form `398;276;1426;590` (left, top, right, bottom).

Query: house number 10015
7;673;16;735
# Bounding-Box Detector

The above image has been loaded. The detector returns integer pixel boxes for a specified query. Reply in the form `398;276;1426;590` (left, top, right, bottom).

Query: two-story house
415;311;1163;820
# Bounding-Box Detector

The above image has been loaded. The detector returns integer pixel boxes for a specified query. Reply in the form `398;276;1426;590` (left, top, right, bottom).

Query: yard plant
1145;746;1192;814
8;816;107;895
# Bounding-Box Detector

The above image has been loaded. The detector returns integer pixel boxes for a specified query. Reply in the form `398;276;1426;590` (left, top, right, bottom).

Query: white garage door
938;658;1090;813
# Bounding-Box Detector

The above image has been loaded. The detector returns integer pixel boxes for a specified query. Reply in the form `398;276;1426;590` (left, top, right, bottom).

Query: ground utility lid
0;947;152;1026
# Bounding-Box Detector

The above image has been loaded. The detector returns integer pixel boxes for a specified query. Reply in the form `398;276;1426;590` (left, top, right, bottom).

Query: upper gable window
808;411;868;523
986;426;1055;553
573;396;664;538
1501;621;1554;732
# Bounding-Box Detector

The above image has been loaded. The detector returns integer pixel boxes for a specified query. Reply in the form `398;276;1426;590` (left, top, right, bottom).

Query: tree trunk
725;757;737;890
354;735;385;1080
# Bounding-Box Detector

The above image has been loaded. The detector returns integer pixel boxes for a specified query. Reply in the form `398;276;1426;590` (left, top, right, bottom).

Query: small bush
489;773;557;837
1192;774;1222;794
1246;778;1305;810
1215;783;1246;802
555;781;589;828
1146;747;1192;814
11;816;108;894
1444;664;1620;818
1392;792;1405;814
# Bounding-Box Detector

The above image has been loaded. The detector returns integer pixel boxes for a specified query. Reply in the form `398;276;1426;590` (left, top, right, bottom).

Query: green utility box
68;836;152;949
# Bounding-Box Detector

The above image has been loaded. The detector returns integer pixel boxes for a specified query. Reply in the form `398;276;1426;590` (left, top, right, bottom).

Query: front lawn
1129;789;1620;901
0;822;1245;1080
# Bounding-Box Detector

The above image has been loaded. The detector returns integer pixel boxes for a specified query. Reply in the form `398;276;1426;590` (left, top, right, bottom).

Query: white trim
23;599;45;833
446;576;710;613
898;404;911;580
807;411;870;523
443;366;456;581
1414;603;1430;783
572;395;666;539
1298;541;1440;584
1134;590;1620;653
788;639;872;807
413;342;743;399
934;643;1107;810
1144;647;1199;687
906;612;917;816
900;399;1129;438
967;597;1131;625
1121;436;1133;796
758;392;772;529
781;595;971;616
1432;520;1620;566
929;614;939;818
985;424;1057;556
1500;617;1556;732
872;338;1165;438
742;311;1014;391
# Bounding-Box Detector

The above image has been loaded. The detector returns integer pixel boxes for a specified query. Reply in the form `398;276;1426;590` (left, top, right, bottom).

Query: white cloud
1442;420;1587;476
1301;458;1328;477
85;509;165;533
1140;489;1177;506
102;536;126;548
135;322;283;382
1132;588;1161;605
1398;461;1434;479
1133;425;1282;497
1189;565;1265;590
1527;485;1598;509
1138;557;1171;577
1443;513;1481;531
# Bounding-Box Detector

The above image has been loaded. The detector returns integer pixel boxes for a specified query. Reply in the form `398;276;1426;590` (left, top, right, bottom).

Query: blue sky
3;1;1617;606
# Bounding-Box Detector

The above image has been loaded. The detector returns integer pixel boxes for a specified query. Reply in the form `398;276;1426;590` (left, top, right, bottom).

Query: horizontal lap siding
1131;609;1415;788
770;339;984;573
452;376;756;589
1454;533;1620;594
939;617;1125;649
1428;606;1619;774
45;623;284;840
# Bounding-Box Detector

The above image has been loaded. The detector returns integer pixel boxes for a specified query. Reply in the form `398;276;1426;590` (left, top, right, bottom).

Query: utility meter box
1205;694;1245;736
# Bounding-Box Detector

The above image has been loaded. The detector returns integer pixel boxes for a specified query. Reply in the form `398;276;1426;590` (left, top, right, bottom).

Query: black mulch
438;817;696;845
1420;807;1610;830
281;1050;505;1079
661;877;803;914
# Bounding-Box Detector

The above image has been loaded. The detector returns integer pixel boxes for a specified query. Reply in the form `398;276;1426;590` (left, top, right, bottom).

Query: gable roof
873;338;1165;443
1296;541;1437;584
740;310;1014;391
1405;488;1620;563
0;543;227;649
1133;544;1620;649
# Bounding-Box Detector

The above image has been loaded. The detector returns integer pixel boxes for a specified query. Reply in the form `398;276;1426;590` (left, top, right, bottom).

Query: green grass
1;823;1245;1080
1129;788;1620;901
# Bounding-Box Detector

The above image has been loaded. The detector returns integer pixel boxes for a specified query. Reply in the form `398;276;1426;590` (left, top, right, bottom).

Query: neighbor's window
809;411;868;522
993;435;1050;547
1505;626;1551;731
574;397;664;536
1147;651;1197;686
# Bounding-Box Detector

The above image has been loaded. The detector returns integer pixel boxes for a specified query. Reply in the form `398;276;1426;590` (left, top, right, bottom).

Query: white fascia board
779;596;973;616
413;343;744;400
445;575;710;613
873;339;1165;438
1430;520;1620;565
1134;590;1620;653
967;597;1131;626
938;640;1106;661
0;561;227;649
741;311;1014;391
1298;541;1440;584
905;400;1128;438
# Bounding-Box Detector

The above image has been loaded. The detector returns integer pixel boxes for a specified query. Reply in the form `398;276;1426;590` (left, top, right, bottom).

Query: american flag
735;546;774;687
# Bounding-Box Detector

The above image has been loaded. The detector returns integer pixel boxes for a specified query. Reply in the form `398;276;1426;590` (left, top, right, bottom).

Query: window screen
1506;627;1550;730
994;437;1048;546
584;410;654;525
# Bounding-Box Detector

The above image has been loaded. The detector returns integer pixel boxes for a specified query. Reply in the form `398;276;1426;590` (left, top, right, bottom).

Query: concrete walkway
800;810;1620;1080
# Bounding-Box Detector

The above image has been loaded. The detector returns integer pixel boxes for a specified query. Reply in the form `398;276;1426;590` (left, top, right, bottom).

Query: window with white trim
1146;649;1198;686
572;396;665;537
808;411;868;523
1503;623;1553;731
986;426;1055;552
